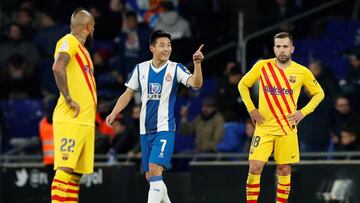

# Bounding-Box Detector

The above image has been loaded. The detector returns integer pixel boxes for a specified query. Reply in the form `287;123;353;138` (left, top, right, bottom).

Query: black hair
149;30;171;45
229;66;242;76
126;11;137;19
162;1;175;11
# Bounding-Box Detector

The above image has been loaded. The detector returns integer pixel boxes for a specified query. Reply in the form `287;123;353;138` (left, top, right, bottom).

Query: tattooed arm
53;52;80;117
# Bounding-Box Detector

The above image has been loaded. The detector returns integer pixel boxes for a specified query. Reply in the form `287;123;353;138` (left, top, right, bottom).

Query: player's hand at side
65;98;80;118
105;113;116;127
287;111;304;125
249;109;265;125
193;44;204;64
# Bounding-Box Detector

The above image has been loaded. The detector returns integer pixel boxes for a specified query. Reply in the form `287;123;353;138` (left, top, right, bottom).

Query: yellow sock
246;173;261;203
51;170;79;203
276;175;291;203
68;174;81;202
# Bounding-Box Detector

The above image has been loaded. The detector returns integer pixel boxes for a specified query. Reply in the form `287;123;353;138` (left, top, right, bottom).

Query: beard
85;34;94;50
276;54;291;64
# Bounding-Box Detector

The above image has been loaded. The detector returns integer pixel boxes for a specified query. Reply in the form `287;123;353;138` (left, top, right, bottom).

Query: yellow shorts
53;122;94;174
249;133;300;164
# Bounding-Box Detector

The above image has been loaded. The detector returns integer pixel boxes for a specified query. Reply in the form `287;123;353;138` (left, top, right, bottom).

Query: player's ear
291;46;295;54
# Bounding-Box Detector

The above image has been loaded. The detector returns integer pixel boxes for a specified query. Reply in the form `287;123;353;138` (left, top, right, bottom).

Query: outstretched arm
187;44;204;88
106;88;136;126
53;52;80;117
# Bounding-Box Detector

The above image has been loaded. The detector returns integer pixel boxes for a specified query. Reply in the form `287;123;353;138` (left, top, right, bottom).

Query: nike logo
291;155;296;159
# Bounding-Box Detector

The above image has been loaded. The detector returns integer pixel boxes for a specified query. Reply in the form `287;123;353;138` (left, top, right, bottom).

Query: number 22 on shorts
60;138;75;152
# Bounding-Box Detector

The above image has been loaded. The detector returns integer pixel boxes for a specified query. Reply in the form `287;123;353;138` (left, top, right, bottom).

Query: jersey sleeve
238;60;264;112
176;63;192;86
125;65;140;91
300;68;325;116
54;35;77;59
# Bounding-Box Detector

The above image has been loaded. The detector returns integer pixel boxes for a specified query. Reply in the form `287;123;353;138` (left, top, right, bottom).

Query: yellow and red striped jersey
238;58;324;136
53;34;97;126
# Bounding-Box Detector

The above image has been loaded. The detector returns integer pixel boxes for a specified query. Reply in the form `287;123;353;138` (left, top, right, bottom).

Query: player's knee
277;164;291;176
148;163;163;177
58;167;74;174
249;161;264;174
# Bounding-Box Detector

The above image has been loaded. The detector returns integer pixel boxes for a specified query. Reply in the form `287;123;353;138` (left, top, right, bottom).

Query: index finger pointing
196;44;204;52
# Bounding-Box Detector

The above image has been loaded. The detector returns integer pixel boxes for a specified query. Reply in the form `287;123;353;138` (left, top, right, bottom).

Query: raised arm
187;44;204;88
53;52;80;117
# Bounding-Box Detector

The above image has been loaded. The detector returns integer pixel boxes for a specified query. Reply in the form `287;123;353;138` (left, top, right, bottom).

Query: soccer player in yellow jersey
50;8;96;203
238;32;325;203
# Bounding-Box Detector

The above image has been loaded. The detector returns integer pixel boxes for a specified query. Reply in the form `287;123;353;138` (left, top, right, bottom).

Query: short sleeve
125;65;139;91
176;63;192;86
54;35;77;59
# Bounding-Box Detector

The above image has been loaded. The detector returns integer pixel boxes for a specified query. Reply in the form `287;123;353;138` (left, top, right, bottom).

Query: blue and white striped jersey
125;60;192;134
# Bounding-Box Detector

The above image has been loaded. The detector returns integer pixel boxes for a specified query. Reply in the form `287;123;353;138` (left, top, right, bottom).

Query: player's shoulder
251;58;268;69
57;34;76;43
168;60;179;67
137;60;151;69
292;60;311;73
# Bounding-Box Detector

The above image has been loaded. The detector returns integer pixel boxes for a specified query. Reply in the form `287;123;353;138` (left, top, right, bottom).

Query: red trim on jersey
274;63;296;106
247;200;258;203
51;186;79;194
51;195;78;202
260;76;287;135
78;45;97;92
267;63;292;114
246;184;260;188
75;53;96;105
261;68;292;132
276;197;288;203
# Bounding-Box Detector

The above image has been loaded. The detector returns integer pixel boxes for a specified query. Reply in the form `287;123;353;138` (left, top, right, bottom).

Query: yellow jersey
53;34;97;126
238;58;324;136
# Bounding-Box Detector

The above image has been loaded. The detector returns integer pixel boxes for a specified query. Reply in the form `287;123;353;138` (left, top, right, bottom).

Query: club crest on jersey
165;73;172;82
62;153;69;160
148;83;162;100
289;75;296;83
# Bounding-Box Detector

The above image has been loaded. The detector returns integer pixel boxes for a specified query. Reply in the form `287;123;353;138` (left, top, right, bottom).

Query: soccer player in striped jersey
51;8;96;203
238;32;324;203
106;30;204;203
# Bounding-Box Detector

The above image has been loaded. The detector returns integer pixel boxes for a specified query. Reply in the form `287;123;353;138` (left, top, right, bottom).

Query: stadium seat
1;100;43;151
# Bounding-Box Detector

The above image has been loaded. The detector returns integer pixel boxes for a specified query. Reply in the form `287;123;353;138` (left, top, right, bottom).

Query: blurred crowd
0;0;360;164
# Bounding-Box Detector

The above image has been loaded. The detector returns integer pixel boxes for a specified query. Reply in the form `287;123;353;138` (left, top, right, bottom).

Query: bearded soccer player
106;30;204;203
51;8;96;202
238;32;324;203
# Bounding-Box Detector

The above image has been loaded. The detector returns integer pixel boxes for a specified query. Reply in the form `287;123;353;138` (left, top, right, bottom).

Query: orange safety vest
95;113;116;137
39;117;54;165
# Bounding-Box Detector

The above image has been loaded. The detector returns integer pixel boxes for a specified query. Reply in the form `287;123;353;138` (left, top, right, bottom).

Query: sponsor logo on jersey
148;83;162;100
264;86;293;95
